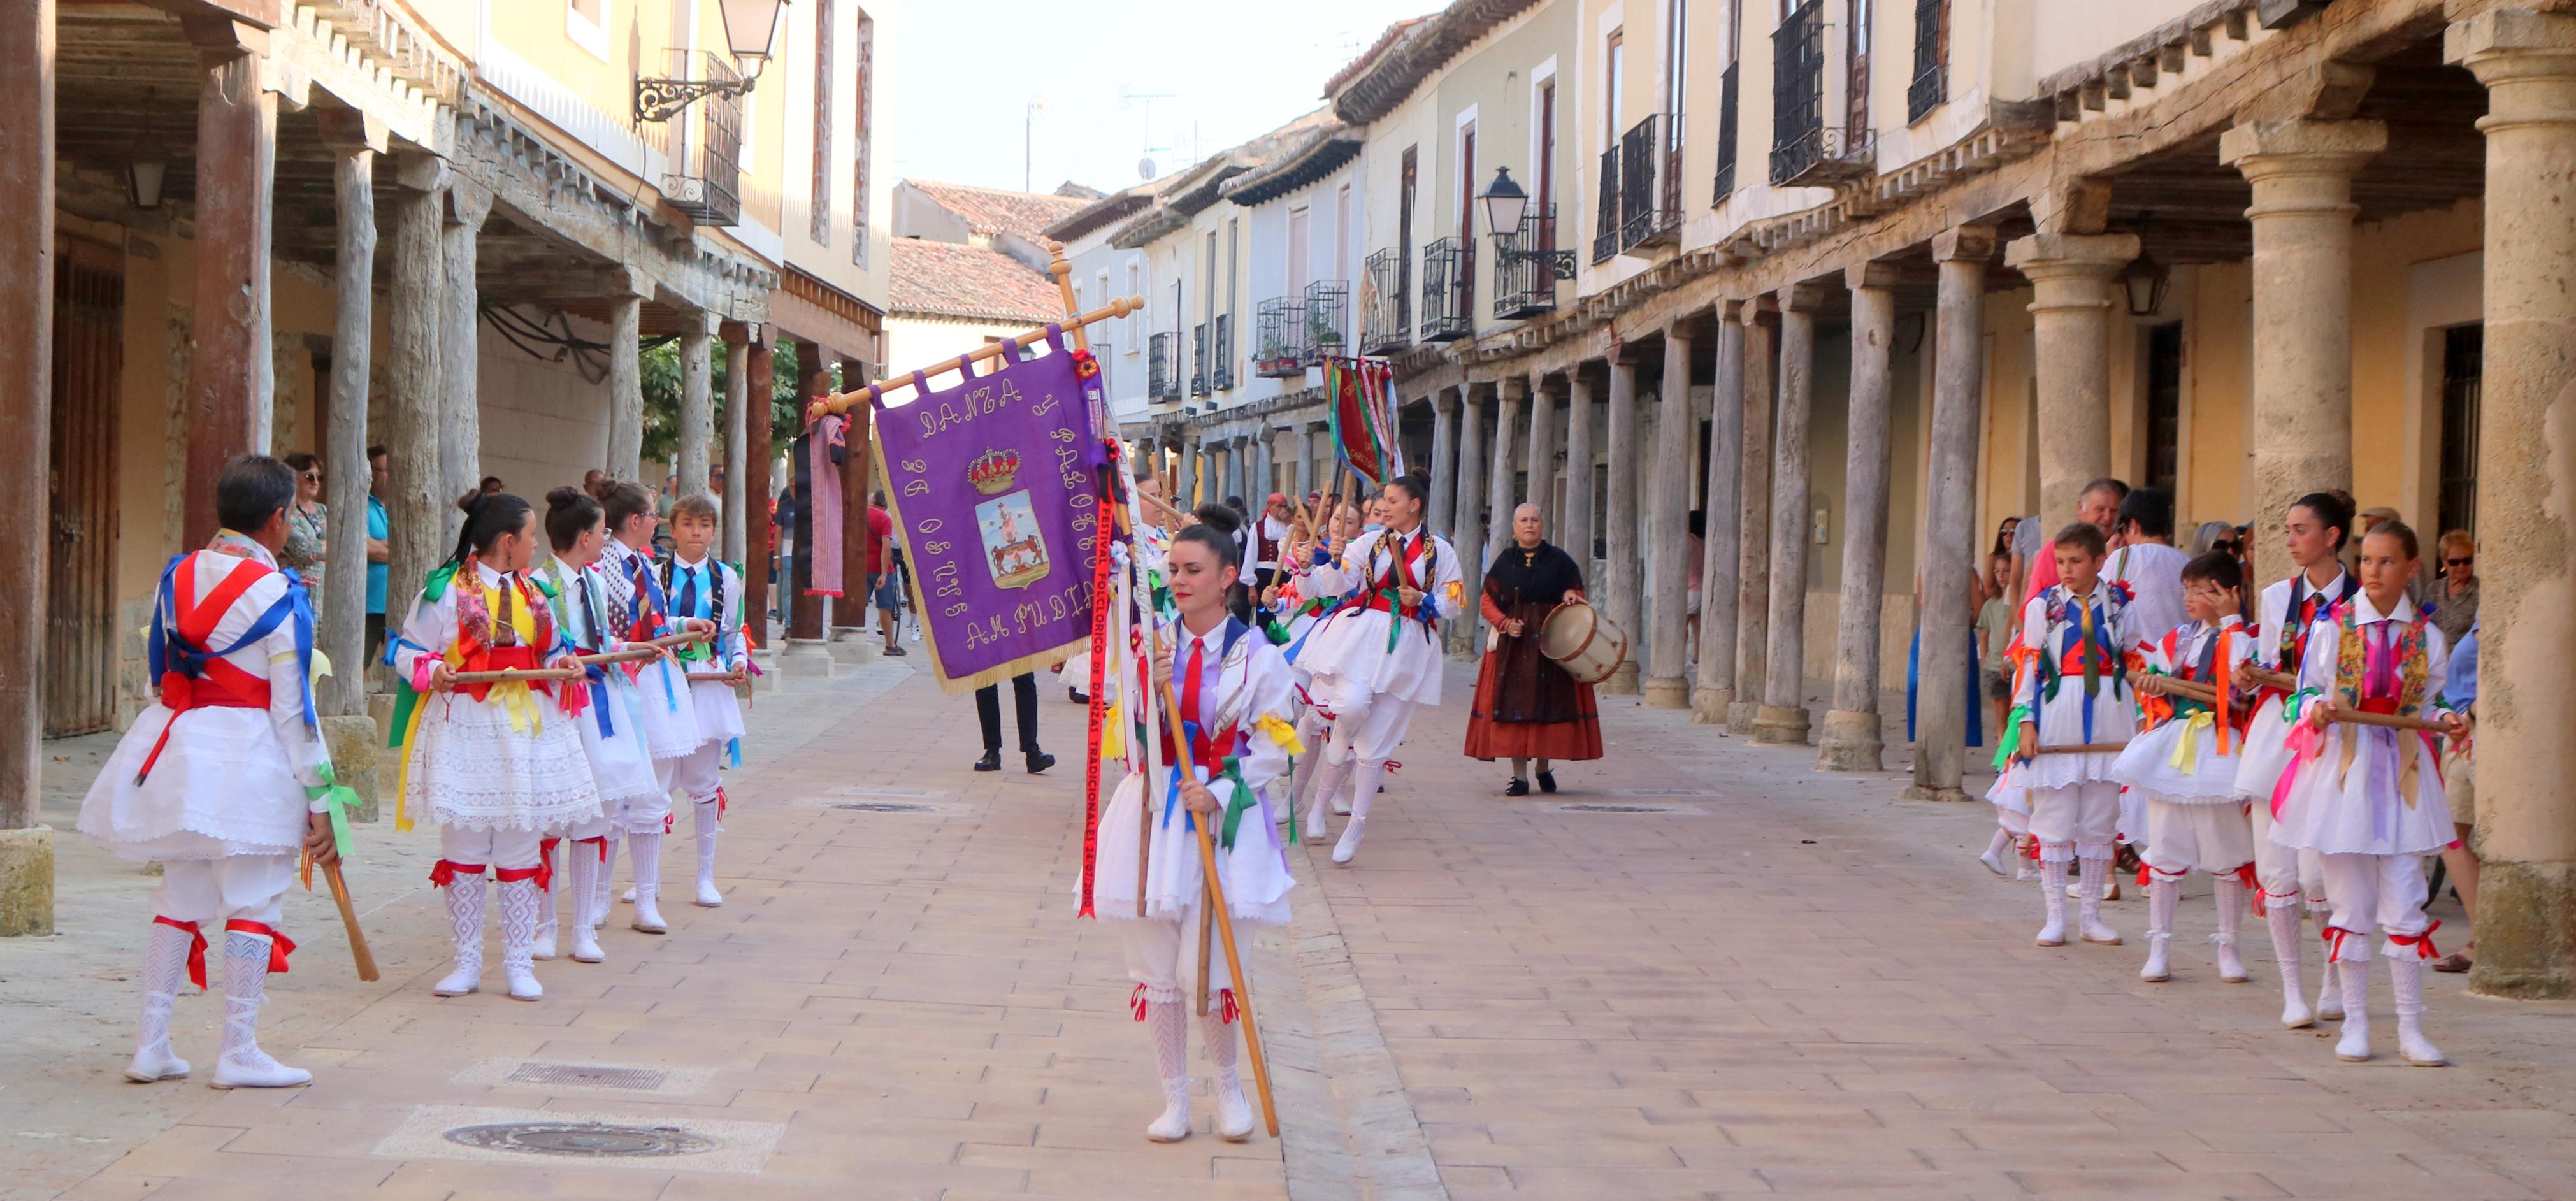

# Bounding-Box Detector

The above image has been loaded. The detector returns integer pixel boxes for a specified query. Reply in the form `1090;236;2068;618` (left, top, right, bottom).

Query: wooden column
606;292;644;480
1820;264;1901;770
1427;389;1457;538
1524;371;1556;534
1906;226;1995;802
1730;299;1777;735
838;353;873;627
1450;384;1489;658
385;155;447;648
678;310;717;496
180;19;277;546
745;335;777;638
1602;357;1641;694
0;0;54;919
1485;377;1524;586
438;184;487;538
721;323;750;568
1561;372;1595;579
1757;285;1822;742
1694;303;1745;725
317;113;377;718
786;339;825;640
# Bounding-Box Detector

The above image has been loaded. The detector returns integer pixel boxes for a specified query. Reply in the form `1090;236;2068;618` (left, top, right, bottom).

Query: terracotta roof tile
903;180;1093;242
888;238;1064;325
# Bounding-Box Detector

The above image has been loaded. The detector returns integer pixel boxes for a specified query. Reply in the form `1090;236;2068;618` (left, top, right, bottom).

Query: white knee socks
531;841;560;960
2212;875;2248;982
127;920;196;1082
2386;949;2445;1066
566;842;605;963
434;875;486;996
1200;1003;1253;1140
2076;856;2122;945
1144;998;1191;1141
496;877;543;1002
629;832;668;933
2141;874;2179;981
1334;759;1385;865
2036;856;2071;946
1304;756;1351;843
2266;895;2313;1028
693;798;724;908
212;930;308;1088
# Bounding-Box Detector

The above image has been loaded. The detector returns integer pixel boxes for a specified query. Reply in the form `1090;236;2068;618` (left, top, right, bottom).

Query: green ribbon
1992;703;2034;769
1215;754;1257;851
305;763;359;859
2280;687;2320;723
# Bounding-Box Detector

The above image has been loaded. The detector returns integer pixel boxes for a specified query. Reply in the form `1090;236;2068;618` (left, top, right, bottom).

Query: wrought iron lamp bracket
635;76;751;124
1499;246;1579;282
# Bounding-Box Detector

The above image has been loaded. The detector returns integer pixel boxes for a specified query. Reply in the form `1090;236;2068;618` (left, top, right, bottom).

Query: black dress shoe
1536;770;1558;794
1026;751;1056;775
1504;778;1530;796
1068;687;1088;704
974;750;1002;772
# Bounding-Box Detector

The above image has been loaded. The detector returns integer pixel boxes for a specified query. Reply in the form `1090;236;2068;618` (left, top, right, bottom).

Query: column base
1725;700;1761;737
827;626;881;666
368;690;396;746
0;826;54;937
2466;859;2576;1001
1690;686;1732;725
779;638;836;678
320;714;382;823
1899;784;1972;803
1815;708;1884;772
1602;663;1642;695
751;648;782;692
1642;676;1689;710
1754;704;1811;746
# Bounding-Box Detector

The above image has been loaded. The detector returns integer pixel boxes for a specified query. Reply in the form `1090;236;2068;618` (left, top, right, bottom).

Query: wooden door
47;241;123;737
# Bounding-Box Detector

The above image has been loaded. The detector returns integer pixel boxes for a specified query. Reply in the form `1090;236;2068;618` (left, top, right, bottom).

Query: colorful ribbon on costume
222;919;294;974
154;916;210;990
2389;921;2443;960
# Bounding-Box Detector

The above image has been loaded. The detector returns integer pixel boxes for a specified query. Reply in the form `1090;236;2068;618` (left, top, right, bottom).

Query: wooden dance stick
1145;647;1281;1139
2323;708;2458;734
447;667;586;683
1198;875;1216;1018
2022;743;2133;756
576;646;665;666
321;859;380;982
2127;672;2224;707
2237;666;2298;693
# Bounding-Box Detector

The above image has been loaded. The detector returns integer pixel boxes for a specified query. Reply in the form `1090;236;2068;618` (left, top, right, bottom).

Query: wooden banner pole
807;296;1142;421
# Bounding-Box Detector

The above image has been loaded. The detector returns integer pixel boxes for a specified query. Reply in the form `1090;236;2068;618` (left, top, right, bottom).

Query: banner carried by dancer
867;327;1112;694
1323;357;1402;487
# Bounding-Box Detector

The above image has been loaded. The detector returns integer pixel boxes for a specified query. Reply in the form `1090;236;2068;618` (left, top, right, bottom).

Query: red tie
1183;636;1206;768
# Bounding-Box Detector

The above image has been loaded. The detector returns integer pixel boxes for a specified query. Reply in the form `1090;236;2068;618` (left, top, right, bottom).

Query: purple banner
875;331;1107;693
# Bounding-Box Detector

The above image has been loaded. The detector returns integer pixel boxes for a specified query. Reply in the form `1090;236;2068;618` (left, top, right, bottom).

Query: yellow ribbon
2168;710;2216;771
1256;712;1307;756
392;577;549;831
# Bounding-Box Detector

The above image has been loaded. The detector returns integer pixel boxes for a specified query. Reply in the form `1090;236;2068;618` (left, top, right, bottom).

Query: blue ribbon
581;661;617;738
150;552;307;725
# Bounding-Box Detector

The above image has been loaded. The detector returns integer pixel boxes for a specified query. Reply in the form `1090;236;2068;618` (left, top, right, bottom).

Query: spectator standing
2436;619;2480;974
2431;529;2479;646
2105;487;2191;646
280;453;329;603
364;447;391;662
867;492;904;657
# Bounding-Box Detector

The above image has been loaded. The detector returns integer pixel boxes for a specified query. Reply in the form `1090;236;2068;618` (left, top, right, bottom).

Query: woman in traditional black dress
1465;505;1602;794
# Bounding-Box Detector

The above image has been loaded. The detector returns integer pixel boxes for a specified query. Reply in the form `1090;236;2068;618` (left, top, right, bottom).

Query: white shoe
1979;847;2009;877
124;1043;190;1083
1145;1077;1192;1143
570;924;605;965
2333;960;2371;1062
505;966;545;1002
694;877;723;908
621;887;636;904
2281;991;2316;1030
2215;936;2249;984
1331;817;1366;866
1331;796;1353;816
2080;915;2124;946
2396;1018;2446;1067
632;889;669;935
2140;936;2171;982
1212;1080;1255;1142
211;1053;312;1090
2316;977;2345;1023
2036;912;2067;947
433;965;481;996
531;926;557;961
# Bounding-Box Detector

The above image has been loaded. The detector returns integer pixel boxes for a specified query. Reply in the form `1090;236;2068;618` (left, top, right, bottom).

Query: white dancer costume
2112;615;2256;984
1090;612;1299;1142
595;535;701;933
78;534;337;1088
531;552;663;963
1290;525;1464;863
2269;593;2457;1065
2231;566;2357;1026
392;557;603;1001
662;552;751;910
2000;580;2136;947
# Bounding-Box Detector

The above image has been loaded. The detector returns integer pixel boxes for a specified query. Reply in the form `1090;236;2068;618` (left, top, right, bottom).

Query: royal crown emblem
967;448;1022;496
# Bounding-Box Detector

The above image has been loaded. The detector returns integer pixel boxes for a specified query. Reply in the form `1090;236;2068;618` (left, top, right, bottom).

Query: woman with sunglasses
2429;530;2478;647
280;453;329;605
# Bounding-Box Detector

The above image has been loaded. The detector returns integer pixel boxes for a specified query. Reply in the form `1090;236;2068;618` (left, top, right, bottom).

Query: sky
881;0;1430;196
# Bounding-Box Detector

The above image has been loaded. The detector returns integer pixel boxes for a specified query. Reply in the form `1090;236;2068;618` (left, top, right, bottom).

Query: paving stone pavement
10;654;2576;1200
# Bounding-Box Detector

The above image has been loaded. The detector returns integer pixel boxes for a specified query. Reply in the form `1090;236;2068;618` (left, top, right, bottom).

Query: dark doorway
47;241;124;737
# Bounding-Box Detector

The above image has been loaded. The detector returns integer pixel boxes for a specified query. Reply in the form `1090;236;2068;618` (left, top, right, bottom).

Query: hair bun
545;485;586;508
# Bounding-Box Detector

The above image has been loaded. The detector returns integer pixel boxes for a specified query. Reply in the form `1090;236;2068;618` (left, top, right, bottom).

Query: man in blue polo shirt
365;445;391;662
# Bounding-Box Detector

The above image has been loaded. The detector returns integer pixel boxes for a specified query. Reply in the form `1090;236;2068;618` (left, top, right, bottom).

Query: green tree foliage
637;337;818;473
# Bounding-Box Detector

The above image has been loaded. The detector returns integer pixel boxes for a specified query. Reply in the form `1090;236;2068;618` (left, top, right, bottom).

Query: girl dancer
1999;522;2135;947
2271;521;2465;1065
1293;473;1462;865
1284;501;1364;821
391;493;601;1001
662;494;752;909
2115;550;2257;984
2233;492;2360;1028
81;456;342;1088
531;487;664;965
1092;524;1299;1142
596;481;706;934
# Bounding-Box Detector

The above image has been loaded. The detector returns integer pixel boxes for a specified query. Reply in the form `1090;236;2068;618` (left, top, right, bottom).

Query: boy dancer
2271;521;2465;1066
2001;522;2135;947
663;494;752;909
2115;551;2257;984
80;455;347;1088
596;481;706;934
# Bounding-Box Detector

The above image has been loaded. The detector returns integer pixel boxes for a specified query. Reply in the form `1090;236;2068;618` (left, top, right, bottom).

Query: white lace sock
2141;873;2180;981
1304;755;1351;840
593;837;620;928
1144;996;1191;1140
1334;759;1385;865
433;875;486;995
127;920;196;1080
628;831;668;931
2265;893;2313;1026
2212;874;2249;982
214;930;307;1086
693;798;723;906
1200;1002;1253;1139
2036;854;2070;945
497;877;543;1000
2385;946;2445;1066
533;840;560;954
567;842;600;932
2076;854;2122;944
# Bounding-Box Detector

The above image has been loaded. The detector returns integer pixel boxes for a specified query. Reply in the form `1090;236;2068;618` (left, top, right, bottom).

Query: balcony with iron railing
1593;146;1622;263
1908;0;1948;123
1212;314;1235;391
1255;297;1307;377
1190;324;1210;397
661;50;742;226
1360;248;1410;355
1771;0;1874;186
1620;113;1681;250
1419;236;1474;342
1493;206;1569;320
1304;280;1348;360
1148;332;1180;403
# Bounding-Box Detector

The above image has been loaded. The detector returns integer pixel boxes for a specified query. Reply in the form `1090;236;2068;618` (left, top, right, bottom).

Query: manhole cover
1612;787;1716;797
831;786;935;798
831;801;937;813
504;1063;668;1091
442;1122;716;1158
1560;803;1676;814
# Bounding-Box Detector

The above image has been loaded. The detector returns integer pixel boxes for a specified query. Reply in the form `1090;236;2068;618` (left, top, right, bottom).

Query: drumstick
447;667;586;683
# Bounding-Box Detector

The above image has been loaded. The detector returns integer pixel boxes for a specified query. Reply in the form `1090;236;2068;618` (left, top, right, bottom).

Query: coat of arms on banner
971;449;1051;589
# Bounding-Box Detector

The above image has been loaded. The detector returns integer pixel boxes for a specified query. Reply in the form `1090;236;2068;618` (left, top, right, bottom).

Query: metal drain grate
442;1121;716;1158
503;1063;668;1091
1560;803;1677;814
831;786;936;798
831;801;938;813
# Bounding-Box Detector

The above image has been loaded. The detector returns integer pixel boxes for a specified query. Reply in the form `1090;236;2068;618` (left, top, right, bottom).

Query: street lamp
635;0;793;124
1478;166;1574;282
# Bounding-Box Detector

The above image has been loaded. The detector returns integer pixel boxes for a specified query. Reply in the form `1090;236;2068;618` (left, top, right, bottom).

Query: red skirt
1464;649;1604;762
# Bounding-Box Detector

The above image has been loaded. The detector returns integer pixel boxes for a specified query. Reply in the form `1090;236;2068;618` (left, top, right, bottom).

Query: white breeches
151;855;295;926
2319;852;2431;958
2029;782;2121;859
665;742;725;807
2141;799;2257;877
1321;693;1416;766
439;826;544;871
1121;910;1211;1005
2250;801;2327;902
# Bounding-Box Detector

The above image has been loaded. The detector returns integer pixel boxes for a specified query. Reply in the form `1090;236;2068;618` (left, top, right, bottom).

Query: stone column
1757;288;1821;742
313;116;376;721
1523;371;1556;536
0;0;53;933
1485;377;1524;573
606;292;644;481
1252;429;1272;500
1451;384;1490;657
1176;432;1198;508
1645;327;1697;709
1821;264;1902;769
678;310;717;496
1602;357;1643;694
2003;232;2137;527
723;325;751;568
1907;226;1995;802
1562;372;1596;579
1730;301;1776;735
181;24;278;547
439;185;488;539
1427;389;1457;536
2450;8;2576;1000
1290;423;1313;504
744;334;777;638
2220;117;2384;570
1694;304;1745;725
385;155;447;659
